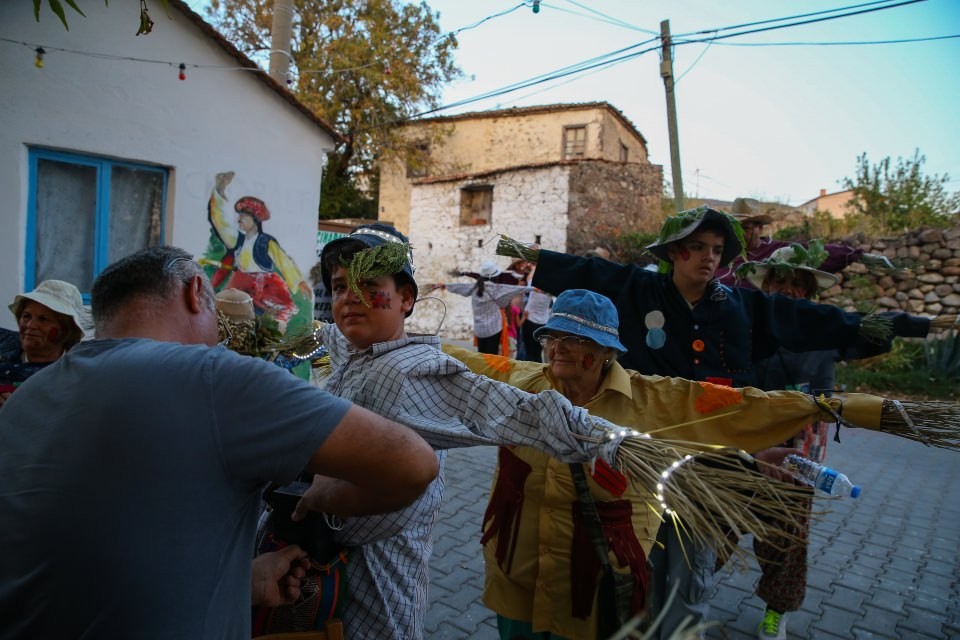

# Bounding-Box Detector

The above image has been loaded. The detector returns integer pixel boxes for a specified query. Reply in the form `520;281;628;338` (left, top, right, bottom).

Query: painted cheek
47;327;59;341
582;354;595;369
369;290;392;310
679;249;691;261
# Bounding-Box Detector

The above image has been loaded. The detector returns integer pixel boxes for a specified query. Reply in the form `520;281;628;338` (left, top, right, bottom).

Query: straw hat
215;288;256;321
729;197;773;225
740;244;839;292
9;280;89;338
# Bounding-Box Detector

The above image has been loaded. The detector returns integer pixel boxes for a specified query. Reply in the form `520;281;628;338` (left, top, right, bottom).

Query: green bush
836;338;959;400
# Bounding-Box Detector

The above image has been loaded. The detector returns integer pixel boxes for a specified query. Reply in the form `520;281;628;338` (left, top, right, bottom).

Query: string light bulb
34;47;46;68
532;0;540;14
178;63;186;81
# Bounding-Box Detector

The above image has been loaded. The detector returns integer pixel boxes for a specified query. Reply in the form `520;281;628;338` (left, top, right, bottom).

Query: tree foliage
842;150;960;233
204;0;462;218
33;0;161;34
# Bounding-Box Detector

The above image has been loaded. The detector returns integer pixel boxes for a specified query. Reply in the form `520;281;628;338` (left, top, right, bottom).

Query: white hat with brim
9;279;90;337
646;206;744;268
479;260;502;278
741;246;839;292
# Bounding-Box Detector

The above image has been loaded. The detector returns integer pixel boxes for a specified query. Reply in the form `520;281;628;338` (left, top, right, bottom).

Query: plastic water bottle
783;454;861;498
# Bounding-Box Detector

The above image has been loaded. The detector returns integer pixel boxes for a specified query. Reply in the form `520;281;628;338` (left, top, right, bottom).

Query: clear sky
188;0;960;206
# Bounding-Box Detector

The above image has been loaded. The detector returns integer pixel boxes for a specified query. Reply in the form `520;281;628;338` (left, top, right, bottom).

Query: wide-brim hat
646;206;744;268
532;289;626;353
729;197;773;225
740;245;839;292
320;223;418;299
478;260;502;278
9;279;90;337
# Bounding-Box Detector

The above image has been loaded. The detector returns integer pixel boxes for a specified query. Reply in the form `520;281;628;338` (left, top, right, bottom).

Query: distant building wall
566;160;664;256
406;165;570;339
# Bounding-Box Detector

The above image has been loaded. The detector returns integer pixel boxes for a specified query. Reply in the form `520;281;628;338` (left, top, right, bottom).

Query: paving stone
897;605;950;638
825;584;866;614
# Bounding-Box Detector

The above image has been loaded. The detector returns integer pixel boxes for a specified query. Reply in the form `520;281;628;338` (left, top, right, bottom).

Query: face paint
582;354;595;369
47;327;60;341
679;248;691;261
369;290;392;310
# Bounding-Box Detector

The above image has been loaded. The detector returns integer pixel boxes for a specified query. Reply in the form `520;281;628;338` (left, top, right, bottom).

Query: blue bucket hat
320;223;417;294
533;289;626;353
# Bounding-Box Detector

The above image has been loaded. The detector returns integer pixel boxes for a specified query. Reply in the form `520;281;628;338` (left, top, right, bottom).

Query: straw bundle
496;235;540;262
814;394;960;452
877;399;960;449
217;313;329;366
930;314;959;331
607;435;812;561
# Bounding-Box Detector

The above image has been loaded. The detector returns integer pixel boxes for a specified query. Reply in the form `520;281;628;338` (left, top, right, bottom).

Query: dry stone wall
819;224;960;317
565;160;664;255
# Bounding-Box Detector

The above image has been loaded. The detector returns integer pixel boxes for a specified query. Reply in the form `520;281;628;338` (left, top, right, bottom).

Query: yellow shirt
443;345;881;639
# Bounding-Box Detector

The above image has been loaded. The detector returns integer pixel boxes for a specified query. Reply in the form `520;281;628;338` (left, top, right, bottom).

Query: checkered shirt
318;324;623;639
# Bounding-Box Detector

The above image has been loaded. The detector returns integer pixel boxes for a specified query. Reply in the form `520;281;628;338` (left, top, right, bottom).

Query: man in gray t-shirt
0;246;438;640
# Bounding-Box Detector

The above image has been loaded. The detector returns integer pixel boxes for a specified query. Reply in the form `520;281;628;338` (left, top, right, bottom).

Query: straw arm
821;394;960;452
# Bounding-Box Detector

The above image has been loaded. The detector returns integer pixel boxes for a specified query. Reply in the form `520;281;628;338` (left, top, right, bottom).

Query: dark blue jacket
533;250;878;387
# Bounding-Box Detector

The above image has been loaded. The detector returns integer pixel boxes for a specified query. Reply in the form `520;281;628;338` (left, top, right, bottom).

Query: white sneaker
757;607;787;640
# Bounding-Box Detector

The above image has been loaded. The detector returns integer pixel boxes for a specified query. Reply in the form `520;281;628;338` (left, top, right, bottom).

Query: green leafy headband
339;241;413;305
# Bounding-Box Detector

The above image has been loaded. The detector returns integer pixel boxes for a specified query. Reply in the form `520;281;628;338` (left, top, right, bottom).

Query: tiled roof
408;101;648;146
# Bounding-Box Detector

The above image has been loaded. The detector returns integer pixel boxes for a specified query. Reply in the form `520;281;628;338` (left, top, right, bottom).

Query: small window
619;141;629;162
563;125;586;159
27;148;167;297
406;142;430;178
459;185;493;226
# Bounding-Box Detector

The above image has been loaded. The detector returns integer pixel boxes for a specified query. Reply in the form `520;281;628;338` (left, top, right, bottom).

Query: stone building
378;102;663;339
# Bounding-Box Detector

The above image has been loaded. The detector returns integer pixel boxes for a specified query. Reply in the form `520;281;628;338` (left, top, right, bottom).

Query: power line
672;0;929;46
701;33;960;47
417;0;941;119
550;0;659;34
672;0;921;38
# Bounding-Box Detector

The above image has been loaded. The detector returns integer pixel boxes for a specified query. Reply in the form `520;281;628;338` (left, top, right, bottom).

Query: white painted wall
0;2;334;330
406;166;570;339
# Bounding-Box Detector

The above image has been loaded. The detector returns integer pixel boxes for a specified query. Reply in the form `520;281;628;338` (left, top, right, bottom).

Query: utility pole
660;19;685;212
269;0;294;85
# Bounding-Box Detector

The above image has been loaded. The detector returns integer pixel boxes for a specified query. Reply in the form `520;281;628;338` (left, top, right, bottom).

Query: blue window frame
26;148;168;299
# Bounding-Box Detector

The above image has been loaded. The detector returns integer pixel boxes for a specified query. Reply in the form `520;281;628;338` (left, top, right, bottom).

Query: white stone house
0;0;338;334
379;103;663;340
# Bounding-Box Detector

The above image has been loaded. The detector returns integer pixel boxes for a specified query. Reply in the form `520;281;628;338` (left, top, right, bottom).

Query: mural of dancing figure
204;171;311;327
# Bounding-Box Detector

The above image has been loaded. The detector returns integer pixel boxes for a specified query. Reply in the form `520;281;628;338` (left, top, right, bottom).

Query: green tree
204;0;461;218
842;150;960;233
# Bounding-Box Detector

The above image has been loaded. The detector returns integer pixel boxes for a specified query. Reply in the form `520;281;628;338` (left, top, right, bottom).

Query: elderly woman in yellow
443;289;950;640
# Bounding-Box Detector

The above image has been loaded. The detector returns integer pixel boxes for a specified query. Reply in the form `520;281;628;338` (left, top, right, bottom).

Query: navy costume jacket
532;250;927;388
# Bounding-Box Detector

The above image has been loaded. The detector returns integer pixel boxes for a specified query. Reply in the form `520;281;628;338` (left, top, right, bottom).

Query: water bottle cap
850;485;861;499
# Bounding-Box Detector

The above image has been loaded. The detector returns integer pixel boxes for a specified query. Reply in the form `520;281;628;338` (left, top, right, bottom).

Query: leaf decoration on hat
340;241;413;306
735;239;829;283
654;206;747;262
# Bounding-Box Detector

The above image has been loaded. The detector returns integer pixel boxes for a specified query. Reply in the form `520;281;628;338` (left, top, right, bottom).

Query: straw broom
585;430;814;562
